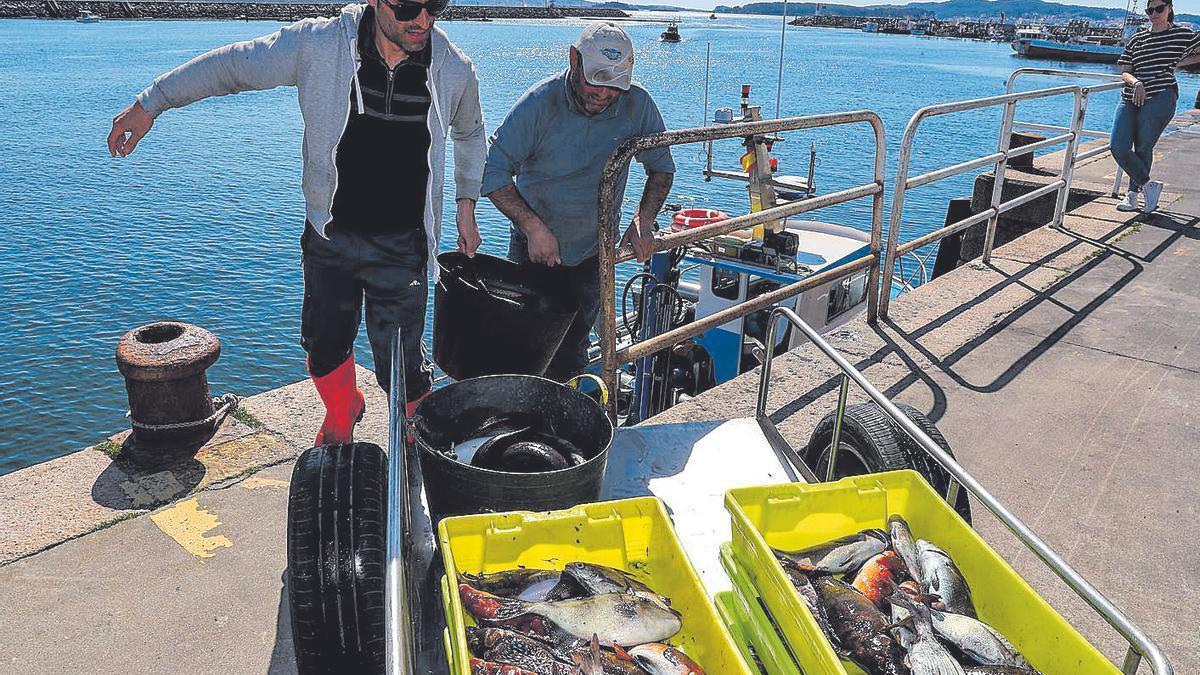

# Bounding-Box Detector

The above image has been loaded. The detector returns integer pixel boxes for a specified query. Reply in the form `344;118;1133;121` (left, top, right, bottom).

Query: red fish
852;550;904;607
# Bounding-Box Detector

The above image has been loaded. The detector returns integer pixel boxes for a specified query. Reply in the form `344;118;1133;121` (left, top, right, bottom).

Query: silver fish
963;667;1040;675
776;529;889;575
917;540;976;618
890;602;917;651
889;515;923;582
555;562;672;611
466;627;580;675
891;594;966;675
493;592;682;646
931;610;1029;669
461;569;563;601
628;642;706;675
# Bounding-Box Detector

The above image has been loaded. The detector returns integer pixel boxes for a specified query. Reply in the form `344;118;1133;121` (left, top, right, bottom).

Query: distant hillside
591;1;685;10
716;0;1199;23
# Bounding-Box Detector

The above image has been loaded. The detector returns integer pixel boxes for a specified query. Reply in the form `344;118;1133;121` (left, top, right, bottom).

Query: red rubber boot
311;356;366;446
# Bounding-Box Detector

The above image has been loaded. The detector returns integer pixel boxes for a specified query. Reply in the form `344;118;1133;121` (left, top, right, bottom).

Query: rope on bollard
126;393;242;431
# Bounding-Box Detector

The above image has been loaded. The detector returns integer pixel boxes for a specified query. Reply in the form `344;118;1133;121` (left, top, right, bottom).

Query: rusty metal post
115;321;222;448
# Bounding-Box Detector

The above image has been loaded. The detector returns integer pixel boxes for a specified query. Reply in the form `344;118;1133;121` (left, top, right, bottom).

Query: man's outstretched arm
108;21;306;157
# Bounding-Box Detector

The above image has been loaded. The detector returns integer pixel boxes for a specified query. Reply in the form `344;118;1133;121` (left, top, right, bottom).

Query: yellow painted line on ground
149;498;232;559
240;476;290;490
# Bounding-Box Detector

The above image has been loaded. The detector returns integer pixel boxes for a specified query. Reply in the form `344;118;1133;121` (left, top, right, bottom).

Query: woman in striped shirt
1112;0;1200;212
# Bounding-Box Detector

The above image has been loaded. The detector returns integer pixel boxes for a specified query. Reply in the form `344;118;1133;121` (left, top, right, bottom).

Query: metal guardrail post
756;305;1173;675
1052;90;1087;230
982;99;1018;264
827;374;850;481
385;328;414;675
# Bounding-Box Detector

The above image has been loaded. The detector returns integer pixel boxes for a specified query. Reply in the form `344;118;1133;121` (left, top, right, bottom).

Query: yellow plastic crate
726;471;1119;674
439;496;752;675
719;543;803;675
715;592;763;675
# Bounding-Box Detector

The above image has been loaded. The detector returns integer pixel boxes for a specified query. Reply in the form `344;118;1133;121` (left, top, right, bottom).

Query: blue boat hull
1011;39;1122;64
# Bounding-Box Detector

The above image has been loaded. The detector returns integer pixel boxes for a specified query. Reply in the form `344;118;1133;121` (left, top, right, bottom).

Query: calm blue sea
2;13;1193;473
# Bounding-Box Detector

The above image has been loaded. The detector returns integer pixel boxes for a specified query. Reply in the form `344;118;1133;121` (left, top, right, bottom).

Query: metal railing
756;306;1172;675
1007;69;1128;197
878;72;1124;318
596;111;888;421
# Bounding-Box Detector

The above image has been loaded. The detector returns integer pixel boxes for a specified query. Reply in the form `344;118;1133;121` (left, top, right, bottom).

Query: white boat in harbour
76;10;100;23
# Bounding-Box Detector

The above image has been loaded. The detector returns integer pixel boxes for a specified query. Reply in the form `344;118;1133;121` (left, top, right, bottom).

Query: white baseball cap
574;21;634;91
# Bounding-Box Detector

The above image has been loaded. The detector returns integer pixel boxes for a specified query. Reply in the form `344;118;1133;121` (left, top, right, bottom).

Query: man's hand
1132;81;1146;107
108;101;154;157
621;213;657;263
456;198;481;257
525;222;561;267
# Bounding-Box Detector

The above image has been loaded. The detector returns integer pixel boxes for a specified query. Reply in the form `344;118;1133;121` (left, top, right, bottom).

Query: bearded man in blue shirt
482;22;676;382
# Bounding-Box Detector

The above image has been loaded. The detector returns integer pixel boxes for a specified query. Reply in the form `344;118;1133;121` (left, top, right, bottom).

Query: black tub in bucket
433;252;576;380
412;375;613;520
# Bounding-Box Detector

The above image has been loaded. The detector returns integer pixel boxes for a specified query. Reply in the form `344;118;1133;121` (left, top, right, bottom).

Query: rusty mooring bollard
115;321;222;449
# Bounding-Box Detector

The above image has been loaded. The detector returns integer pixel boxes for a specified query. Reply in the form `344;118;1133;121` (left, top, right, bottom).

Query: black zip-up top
329;7;433;236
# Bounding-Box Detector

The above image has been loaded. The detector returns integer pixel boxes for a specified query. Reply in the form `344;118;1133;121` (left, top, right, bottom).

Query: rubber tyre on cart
287;443;388;674
887;403;972;523
805;401;910;480
805;402;971;523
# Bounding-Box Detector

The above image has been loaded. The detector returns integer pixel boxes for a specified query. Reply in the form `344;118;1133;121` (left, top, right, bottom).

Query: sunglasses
379;0;447;22
1145;3;1168;15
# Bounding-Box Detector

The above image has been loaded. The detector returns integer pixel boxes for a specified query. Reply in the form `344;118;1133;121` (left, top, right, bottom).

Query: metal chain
126;393;241;431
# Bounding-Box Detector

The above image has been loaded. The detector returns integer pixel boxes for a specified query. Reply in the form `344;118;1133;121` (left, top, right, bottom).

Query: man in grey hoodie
107;0;486;446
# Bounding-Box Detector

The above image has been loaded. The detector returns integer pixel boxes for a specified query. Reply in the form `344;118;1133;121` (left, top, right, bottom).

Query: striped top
1118;25;1200;101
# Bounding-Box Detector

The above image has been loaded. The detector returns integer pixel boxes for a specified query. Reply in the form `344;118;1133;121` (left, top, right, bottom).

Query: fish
466;627;579;675
628;642;706;674
777;557;841;650
570;635;645;675
776;529;889;575
888;515;923;582
916;540;977;618
552;562;673;611
852;551;905;607
962;667;1040;674
890;593;965;675
462;569;564;600
470;658;542;675
810;575;908;675
483;614;587;661
460;584;682;646
930;610;1030;669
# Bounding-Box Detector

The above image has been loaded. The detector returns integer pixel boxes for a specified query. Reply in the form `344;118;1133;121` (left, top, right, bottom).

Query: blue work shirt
481;70;676;266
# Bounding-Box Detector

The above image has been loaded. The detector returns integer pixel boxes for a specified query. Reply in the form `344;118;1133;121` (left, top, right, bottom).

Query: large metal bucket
411;374;613;521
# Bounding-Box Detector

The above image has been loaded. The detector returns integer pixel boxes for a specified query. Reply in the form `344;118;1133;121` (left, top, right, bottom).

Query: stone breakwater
1;1;628;20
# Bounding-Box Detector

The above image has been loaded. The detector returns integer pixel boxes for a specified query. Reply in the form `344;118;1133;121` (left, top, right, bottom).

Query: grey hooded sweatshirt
135;3;486;276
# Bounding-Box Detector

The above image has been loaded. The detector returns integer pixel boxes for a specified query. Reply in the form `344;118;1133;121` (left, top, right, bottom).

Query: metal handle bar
756;306;1171;675
596;111;889;421
386;328;415;674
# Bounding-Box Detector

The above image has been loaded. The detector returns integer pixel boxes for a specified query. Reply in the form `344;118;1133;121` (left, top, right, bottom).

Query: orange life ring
671;208;730;231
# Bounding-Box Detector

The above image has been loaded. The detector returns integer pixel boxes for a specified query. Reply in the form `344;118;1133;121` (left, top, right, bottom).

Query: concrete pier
1;110;1198;672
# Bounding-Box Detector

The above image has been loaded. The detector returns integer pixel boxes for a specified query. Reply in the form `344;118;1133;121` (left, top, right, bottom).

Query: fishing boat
76;9;100;23
660;22;681;43
1012;31;1124;63
862;21;879;33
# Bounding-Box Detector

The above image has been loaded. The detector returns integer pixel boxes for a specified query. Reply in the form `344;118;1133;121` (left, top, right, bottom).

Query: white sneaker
1116;190;1141;212
1143;180;1163;212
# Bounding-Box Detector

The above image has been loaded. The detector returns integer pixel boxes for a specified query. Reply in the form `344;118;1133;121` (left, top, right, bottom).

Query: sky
652;0;1200;14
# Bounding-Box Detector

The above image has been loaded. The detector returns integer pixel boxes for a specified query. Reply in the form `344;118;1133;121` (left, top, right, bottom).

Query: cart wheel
888;404;972;523
287;443;388;674
805;402;909;480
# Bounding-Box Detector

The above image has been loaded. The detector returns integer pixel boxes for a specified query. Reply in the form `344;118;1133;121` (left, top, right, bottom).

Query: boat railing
756;305;1172;675
878;73;1123;318
594;111;889;420
1006;68;1128;196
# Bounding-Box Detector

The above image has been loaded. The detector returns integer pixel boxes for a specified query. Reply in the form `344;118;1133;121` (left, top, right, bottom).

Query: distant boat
76;10;100;23
710;12;716;19
862;21;879;33
1012;32;1123;63
661;22;681;43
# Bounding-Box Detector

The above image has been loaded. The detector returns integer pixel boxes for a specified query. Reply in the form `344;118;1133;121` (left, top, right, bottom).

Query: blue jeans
1110;90;1177;191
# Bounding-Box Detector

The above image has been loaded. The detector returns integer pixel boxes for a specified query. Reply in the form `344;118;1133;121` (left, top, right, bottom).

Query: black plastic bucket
433;252;576;380
412;375;613;521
